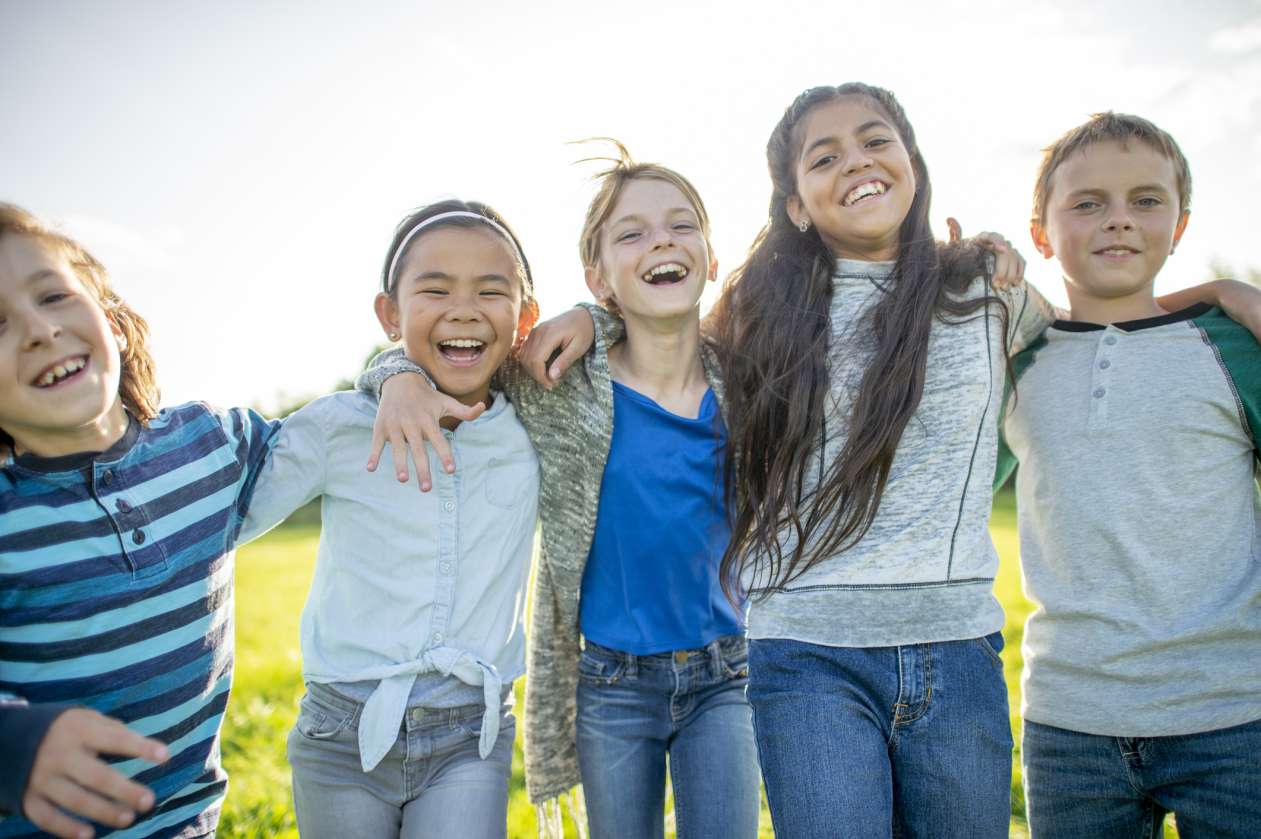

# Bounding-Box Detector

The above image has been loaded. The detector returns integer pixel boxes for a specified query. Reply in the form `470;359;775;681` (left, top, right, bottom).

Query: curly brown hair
0;203;159;449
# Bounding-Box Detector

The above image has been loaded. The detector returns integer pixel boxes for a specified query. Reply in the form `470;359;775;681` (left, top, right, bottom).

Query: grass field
220;493;1173;838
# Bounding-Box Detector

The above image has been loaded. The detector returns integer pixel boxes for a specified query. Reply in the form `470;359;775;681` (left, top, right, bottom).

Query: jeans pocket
975;631;1006;670
295;690;355;740
578;645;627;685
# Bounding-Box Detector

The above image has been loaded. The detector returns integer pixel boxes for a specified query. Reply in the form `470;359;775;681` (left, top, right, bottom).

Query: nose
1102;208;1135;232
21;309;61;350
841;144;874;175
444;288;485;321
648;224;677;250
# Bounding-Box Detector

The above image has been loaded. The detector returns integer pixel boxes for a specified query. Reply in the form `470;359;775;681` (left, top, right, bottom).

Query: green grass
222;494;1174;837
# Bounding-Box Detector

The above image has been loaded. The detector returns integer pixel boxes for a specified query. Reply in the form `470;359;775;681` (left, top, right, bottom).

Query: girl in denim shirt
241;199;539;839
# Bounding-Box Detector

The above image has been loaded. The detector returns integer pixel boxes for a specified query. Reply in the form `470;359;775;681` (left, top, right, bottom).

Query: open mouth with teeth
437;338;487;366
1094;246;1140;257
33;355;89;388
641;262;689;285
842;181;888;207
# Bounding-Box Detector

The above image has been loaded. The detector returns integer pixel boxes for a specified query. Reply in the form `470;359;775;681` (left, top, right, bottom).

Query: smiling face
788;95;916;261
586;177;716;325
1033;139;1189;308
375;225;536;409
0;234;128;456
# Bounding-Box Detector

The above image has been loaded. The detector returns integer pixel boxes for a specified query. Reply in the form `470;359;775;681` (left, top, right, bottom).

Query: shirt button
1104;335;1118;346
132;529;146;545
442;500;455;513
1093;387;1106;398
432;633;444;645
101;469;114;486
116;499;132;513
1099;360;1111;370
440;561;453;575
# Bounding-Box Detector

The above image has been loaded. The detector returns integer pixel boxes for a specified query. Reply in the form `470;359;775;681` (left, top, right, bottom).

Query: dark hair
708;83;1005;600
1032;111;1191;227
0;203;159;451
380;198;535;306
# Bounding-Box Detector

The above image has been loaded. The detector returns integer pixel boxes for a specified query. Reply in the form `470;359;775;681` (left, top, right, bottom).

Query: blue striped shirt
0;402;278;839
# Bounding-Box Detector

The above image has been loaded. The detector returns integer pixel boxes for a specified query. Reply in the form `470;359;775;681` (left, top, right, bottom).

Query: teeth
36;357;86;387
439;339;484;348
641;262;688;281
844;181;886;206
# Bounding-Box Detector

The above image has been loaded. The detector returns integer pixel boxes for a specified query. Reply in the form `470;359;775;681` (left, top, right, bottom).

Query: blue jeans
1022;717;1261;838
286;682;515;839
747;634;1013;839
575;636;761;839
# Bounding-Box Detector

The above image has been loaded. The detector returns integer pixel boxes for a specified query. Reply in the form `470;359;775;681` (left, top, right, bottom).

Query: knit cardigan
358;303;727;806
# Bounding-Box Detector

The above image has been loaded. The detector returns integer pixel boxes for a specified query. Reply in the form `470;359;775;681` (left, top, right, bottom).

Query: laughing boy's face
0;234;127;456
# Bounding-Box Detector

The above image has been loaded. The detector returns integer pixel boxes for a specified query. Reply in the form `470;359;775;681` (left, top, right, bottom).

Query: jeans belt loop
624;648;638;678
707;638;723;678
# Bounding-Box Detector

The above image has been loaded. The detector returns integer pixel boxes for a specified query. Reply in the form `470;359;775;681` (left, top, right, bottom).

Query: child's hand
23;708;167;839
1182;279;1261;343
518;307;595;390
947;217;1025;291
366;373;484;491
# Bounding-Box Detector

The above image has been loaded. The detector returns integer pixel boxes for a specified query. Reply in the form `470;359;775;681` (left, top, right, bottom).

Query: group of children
1;81;1258;839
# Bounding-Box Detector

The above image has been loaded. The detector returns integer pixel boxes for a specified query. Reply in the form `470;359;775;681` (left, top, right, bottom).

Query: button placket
1088;330;1117;431
429;433;459;650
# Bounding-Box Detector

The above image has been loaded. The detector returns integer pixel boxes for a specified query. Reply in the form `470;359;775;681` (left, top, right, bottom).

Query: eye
1134;196;1162;208
1071;200;1100;211
41;291;70;305
672;222;696;232
809;154;836;171
616;230;642;243
480;289;509;297
865;137;892;149
418;286;447;296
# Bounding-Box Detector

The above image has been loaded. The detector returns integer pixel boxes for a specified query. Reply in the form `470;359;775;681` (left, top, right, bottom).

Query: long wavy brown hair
0;203;159;450
708;83;1008;600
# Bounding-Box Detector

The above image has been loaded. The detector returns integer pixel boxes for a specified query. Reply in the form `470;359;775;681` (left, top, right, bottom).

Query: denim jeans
1022;717;1261;838
575;635;761;839
286;682;515;839
747;633;1013;839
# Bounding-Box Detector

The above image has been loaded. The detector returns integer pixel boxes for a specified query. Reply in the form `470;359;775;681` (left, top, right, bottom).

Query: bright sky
4;0;1260;411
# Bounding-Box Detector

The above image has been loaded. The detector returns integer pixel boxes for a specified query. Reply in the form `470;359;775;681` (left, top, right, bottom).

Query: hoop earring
798;219;811;233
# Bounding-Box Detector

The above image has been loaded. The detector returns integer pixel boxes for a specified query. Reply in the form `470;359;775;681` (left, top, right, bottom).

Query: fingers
547;337;585;383
68;758;155;813
518;327;554;390
22;794;95;839
366;417;389;473
973;231;1024;290
388;426;415;486
80;714;167;766
45;774;135;831
947;217;963;244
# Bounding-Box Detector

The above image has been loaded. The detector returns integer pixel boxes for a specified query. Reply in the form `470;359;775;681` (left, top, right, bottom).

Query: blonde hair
576;139;713;283
0;203;159;448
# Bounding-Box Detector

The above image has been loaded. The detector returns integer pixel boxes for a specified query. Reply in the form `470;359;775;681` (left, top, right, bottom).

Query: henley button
440;561;453;575
132;529;146;545
1093;387;1106;398
1104;336;1118;346
1099;360;1111;370
101;469;113;486
116;499;132;513
442;500;455;513
432;633;444;645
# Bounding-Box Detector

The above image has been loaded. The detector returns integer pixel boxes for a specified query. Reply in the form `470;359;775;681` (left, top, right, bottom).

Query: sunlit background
4;0;1260;412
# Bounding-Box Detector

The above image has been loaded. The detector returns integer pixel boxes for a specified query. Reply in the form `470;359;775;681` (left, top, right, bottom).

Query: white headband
384;210;527;292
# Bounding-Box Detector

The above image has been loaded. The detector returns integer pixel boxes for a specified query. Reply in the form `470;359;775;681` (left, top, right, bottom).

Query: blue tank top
579;381;743;654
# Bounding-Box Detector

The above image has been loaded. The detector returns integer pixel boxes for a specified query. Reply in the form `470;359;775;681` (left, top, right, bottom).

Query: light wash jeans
575;635;761;839
747;633;1013;839
1023;717;1261;838
286;682;514;839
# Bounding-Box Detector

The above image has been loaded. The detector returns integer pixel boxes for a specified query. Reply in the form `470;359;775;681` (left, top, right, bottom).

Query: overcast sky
3;0;1259;410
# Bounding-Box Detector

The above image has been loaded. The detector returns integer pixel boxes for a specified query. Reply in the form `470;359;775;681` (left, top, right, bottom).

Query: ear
584;265;613;306
707;256;719;283
1170;209;1190;254
786;194;806;229
515;298;540;347
373;291;401;339
105;312;129;352
1030;221;1055;260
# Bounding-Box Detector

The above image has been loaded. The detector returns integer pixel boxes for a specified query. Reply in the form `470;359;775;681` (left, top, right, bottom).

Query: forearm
0;700;75;814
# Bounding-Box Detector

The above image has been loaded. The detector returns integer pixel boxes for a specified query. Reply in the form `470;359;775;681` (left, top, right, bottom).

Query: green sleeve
993;335;1047;493
1194;306;1261;460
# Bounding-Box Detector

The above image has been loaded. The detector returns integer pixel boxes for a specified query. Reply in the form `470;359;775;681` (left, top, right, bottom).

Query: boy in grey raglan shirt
997;112;1261;838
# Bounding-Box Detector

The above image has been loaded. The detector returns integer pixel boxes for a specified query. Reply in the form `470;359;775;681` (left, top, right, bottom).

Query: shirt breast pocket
484;455;538;510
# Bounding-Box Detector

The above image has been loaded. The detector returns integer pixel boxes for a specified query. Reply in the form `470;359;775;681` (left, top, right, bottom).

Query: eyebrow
801;120;893;159
411;271;514;284
1066;183;1173;197
24;269;62;285
609;207;698;227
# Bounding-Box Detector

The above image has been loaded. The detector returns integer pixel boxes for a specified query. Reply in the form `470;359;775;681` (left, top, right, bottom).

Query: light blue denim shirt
240;390;539;772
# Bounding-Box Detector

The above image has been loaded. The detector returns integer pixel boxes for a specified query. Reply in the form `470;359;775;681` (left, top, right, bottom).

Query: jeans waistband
305;681;491;729
583;634;746;678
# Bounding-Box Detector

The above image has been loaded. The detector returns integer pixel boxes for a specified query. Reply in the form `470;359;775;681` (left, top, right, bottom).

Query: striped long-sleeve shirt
0;402;279;839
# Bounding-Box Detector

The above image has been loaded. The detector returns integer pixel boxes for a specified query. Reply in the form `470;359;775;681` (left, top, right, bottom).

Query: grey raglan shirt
997;304;1261;736
746;259;1054;647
